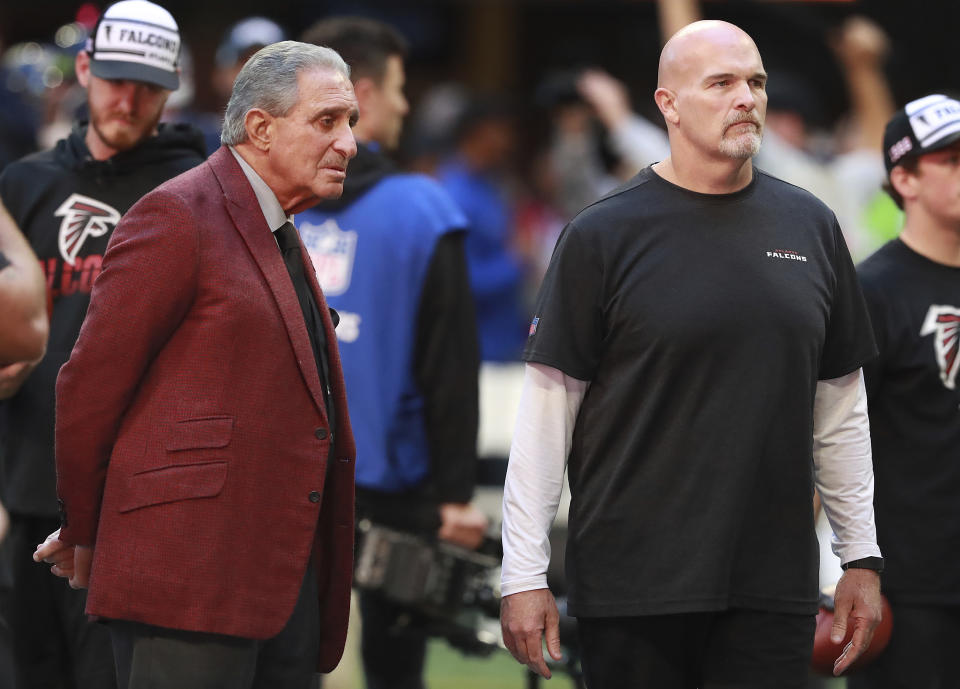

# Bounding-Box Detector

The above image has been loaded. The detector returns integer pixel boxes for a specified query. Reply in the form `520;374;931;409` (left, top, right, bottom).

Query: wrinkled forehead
289;68;358;128
299;67;354;95
297;68;357;106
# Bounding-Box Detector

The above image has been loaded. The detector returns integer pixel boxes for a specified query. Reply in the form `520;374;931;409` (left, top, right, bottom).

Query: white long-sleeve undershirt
812;369;881;563
500;362;880;597
500;363;587;597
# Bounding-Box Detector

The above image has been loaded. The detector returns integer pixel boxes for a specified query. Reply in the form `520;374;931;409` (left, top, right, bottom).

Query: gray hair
220;40;350;146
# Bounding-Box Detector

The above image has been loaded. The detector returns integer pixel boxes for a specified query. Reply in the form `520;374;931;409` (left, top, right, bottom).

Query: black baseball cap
884;94;960;174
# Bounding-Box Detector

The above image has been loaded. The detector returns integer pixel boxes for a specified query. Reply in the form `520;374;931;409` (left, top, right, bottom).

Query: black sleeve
856;267;889;403
819;220;879;379
413;231;480;504
522;219;603;381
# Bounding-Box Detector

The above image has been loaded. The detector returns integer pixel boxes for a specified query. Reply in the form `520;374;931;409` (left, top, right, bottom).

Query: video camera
354;519;503;654
353;519;582;684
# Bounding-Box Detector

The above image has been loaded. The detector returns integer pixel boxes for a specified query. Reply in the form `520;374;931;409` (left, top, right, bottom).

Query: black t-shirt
858;239;960;604
525;167;877;617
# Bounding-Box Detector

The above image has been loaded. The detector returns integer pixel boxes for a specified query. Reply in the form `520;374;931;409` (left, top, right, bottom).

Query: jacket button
308;491;321;503
315;428;328;440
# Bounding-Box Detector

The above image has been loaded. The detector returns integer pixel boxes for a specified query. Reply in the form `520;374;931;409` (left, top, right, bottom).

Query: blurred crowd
0;0;907;367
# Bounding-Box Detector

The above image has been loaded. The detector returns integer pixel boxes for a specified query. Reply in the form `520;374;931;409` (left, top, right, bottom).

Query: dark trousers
0;514;116;689
109;555;321;689
358;591;426;689
846;603;960;689
577;608;816;689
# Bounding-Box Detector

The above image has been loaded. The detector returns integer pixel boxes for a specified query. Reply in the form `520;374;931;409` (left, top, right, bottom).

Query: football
810;586;893;676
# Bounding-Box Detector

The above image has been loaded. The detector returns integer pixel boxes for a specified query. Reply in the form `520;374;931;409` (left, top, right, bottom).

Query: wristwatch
841;556;884;573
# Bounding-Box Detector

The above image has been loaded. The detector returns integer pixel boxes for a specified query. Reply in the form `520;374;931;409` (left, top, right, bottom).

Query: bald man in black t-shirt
499;20;884;689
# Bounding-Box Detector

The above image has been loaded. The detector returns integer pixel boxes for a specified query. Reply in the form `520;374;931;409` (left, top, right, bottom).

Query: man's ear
75;51;91;89
889;165;917;205
244;108;274;152
654;87;679;125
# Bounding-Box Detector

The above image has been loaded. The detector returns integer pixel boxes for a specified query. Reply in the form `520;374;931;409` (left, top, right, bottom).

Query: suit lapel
208;147;328;420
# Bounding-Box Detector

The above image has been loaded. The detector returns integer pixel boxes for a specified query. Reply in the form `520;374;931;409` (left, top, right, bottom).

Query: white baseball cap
86;0;180;91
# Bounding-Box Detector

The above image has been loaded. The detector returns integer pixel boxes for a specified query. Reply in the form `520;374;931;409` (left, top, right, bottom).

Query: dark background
3;0;957;148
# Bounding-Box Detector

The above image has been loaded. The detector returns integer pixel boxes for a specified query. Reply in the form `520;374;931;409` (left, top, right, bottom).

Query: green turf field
425;640;579;689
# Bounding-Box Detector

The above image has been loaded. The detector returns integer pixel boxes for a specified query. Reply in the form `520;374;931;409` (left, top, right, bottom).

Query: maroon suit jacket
55;146;356;671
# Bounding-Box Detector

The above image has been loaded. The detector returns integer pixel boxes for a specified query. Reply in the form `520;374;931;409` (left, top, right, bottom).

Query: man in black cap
851;93;960;689
0;1;205;686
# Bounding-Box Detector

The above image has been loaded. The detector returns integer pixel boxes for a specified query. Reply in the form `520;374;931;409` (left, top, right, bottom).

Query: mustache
104;112;142;125
724;113;762;131
322;158;350;171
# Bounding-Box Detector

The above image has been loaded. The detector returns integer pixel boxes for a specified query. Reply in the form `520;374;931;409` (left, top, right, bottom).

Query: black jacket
0;121;206;516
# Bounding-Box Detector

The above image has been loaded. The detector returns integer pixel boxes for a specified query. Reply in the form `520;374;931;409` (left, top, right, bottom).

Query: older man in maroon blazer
34;40;359;689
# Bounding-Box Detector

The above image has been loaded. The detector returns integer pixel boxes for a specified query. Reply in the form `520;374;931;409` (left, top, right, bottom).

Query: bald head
658;21;762;89
652;19;767;174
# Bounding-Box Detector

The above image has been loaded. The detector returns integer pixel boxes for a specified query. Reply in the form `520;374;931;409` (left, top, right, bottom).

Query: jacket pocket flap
119;461;228;513
165;416;234;452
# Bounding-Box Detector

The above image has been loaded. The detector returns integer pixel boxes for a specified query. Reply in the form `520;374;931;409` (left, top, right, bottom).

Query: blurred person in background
213;16;286;101
514;71;624;306
511;148;567;308
206;16;286;152
534;71;623;223
161;42;223;155
575;0;894;260
0;46;40;173
0;39;79;168
298;17;486;689
851;93;960;689
0;1;205;686
401;82;469;177
156;17;286;156
435;97;527;362
1;8;98;156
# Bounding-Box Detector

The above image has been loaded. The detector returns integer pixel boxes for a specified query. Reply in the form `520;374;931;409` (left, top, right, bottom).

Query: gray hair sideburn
220;40;350;146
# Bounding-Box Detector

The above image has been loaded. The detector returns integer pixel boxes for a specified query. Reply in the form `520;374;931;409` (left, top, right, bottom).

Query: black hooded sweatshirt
0;121;206;516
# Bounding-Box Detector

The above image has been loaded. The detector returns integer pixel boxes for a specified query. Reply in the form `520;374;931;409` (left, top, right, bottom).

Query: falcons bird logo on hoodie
55;194;121;264
921;305;960;390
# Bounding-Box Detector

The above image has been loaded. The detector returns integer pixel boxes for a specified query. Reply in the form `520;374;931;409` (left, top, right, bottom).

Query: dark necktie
273;221;334;427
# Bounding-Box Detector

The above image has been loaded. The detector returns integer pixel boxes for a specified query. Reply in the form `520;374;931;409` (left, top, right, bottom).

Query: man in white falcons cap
81;0;182;155
0;1;205;687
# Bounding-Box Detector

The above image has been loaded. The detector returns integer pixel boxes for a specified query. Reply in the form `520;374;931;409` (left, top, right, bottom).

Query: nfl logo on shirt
529;316;539;337
299;218;358;296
